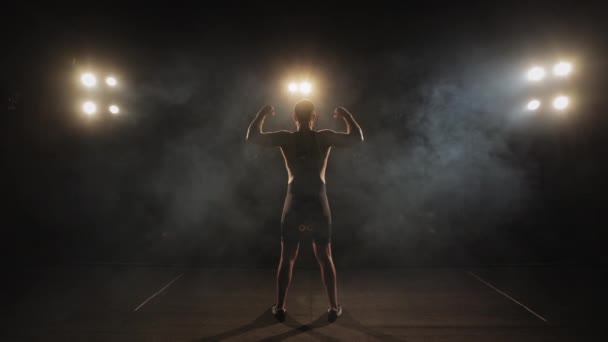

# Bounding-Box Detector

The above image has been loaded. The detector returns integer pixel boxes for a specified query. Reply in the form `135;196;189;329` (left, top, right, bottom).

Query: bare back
246;105;364;193
246;105;363;244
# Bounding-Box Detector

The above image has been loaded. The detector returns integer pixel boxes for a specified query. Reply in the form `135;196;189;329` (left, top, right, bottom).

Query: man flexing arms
246;100;363;322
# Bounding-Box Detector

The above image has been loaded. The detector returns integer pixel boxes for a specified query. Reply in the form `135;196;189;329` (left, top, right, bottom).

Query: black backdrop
2;3;608;267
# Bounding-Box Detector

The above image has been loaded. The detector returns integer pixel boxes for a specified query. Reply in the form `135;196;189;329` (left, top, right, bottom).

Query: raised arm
246;105;291;146
319;106;364;147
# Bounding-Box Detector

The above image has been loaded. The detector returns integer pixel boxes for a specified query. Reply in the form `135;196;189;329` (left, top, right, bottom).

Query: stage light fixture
106;76;117;87
83;101;97;115
299;81;312;94
552;95;569;110
81;73;97;87
526;66;545;81
553;62;572;77
109;105;120;114
288;82;298;93
526;99;541;111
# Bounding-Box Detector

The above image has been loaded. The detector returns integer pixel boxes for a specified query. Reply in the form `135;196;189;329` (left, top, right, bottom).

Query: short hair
293;99;315;123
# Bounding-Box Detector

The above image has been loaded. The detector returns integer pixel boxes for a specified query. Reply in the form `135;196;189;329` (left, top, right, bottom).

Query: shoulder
315;129;335;146
316;129;337;136
276;130;294;145
279;130;294;140
270;130;294;137
316;129;339;139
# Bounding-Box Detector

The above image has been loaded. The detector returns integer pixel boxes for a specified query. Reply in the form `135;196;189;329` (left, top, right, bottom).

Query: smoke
327;51;531;265
39;48;533;266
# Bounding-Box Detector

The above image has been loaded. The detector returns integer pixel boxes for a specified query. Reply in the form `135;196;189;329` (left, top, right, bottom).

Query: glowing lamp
526;66;545;81
81;73;97;87
552;95;569;110
526;99;541;111
109;105;120;114
83;101;97;115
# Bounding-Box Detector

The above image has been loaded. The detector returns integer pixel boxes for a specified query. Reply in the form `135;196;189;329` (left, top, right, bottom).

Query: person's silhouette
246;100;363;322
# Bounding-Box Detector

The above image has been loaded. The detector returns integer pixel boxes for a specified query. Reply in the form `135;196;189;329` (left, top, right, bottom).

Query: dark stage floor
2;264;607;341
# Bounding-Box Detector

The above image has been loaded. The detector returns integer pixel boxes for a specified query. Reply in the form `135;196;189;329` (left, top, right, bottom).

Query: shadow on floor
336;310;403;341
199;308;402;341
256;312;337;342
198;308;278;341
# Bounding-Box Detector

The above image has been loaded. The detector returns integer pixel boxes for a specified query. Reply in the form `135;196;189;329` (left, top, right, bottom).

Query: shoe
327;305;343;323
272;304;286;322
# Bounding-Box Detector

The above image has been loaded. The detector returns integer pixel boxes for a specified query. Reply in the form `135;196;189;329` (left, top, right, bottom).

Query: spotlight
552;95;569;110
82;101;97;115
526;66;545;81
109;105;120;114
106;76;117;87
526;99;541;111
81;73;97;87
299;81;312;94
288;82;298;93
553;62;572;77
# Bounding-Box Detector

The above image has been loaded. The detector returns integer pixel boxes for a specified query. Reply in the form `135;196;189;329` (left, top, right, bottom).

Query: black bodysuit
279;130;332;243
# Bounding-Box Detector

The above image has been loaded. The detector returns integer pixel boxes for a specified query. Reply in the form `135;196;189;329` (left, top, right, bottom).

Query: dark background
2;2;607;267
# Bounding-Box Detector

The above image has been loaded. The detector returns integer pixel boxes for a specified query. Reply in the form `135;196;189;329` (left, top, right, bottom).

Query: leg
313;241;338;309
276;240;299;310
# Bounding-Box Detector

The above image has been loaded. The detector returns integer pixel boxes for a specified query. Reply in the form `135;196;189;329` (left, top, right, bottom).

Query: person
246;100;363;322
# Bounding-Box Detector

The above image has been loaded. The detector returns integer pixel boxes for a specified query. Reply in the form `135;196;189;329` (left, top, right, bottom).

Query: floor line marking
133;273;183;312
467;271;548;323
